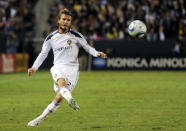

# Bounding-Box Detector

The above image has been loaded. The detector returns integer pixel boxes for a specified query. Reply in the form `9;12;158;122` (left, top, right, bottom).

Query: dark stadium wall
0;33;7;53
30;40;186;70
93;40;184;56
92;40;186;70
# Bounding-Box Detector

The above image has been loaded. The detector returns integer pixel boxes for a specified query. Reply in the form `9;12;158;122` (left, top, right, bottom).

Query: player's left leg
57;78;80;111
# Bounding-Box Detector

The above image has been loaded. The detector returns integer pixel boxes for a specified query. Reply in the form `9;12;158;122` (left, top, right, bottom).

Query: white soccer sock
59;86;72;103
39;100;60;120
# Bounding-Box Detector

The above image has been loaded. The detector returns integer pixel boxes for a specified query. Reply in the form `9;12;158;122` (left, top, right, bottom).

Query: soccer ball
128;20;147;38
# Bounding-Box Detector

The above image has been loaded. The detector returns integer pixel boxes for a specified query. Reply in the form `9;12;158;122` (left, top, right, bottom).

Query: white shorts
50;65;79;92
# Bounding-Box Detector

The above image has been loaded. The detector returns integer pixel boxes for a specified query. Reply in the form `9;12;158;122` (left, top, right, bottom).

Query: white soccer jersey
32;29;98;70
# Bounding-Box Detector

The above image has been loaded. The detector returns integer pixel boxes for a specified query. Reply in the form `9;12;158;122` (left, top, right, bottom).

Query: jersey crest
67;39;72;45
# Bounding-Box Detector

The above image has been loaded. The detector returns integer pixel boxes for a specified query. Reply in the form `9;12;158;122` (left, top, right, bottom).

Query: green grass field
0;71;186;131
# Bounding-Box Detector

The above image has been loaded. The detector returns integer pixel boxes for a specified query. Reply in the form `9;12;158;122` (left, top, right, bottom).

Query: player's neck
58;28;69;34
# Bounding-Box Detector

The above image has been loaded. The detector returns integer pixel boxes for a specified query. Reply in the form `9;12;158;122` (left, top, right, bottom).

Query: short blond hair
57;8;72;19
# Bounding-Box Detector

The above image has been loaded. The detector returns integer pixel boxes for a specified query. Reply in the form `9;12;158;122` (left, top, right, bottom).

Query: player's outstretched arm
96;52;107;59
28;67;36;77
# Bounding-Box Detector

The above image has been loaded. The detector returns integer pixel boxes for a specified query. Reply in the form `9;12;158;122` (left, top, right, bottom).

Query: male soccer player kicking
27;8;107;126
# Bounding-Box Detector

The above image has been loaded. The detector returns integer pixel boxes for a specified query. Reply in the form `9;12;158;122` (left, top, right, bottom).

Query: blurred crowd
0;0;36;53
48;0;186;41
0;0;186;55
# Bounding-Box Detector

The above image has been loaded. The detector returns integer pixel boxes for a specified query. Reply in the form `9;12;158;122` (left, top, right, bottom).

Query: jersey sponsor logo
54;46;72;52
67;40;72;45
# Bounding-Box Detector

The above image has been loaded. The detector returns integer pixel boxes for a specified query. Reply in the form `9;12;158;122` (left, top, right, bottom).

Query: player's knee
57;78;67;87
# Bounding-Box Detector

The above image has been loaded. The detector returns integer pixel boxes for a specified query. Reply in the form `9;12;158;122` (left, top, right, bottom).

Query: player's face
58;14;72;33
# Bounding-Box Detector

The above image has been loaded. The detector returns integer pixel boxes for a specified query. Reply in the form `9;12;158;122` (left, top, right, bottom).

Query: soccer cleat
69;98;80;111
27;116;42;126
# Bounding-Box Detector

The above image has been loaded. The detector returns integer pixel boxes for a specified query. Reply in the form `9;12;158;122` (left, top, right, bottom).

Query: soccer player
27;8;107;126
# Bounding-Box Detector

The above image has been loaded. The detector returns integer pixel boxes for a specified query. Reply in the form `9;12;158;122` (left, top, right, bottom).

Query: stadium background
0;0;186;72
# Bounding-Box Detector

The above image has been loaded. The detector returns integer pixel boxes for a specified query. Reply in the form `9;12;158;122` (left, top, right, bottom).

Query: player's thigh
50;65;79;92
65;67;79;91
50;66;66;84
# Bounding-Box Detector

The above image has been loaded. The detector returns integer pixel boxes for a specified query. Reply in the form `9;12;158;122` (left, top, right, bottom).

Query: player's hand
96;52;107;59
28;68;36;77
